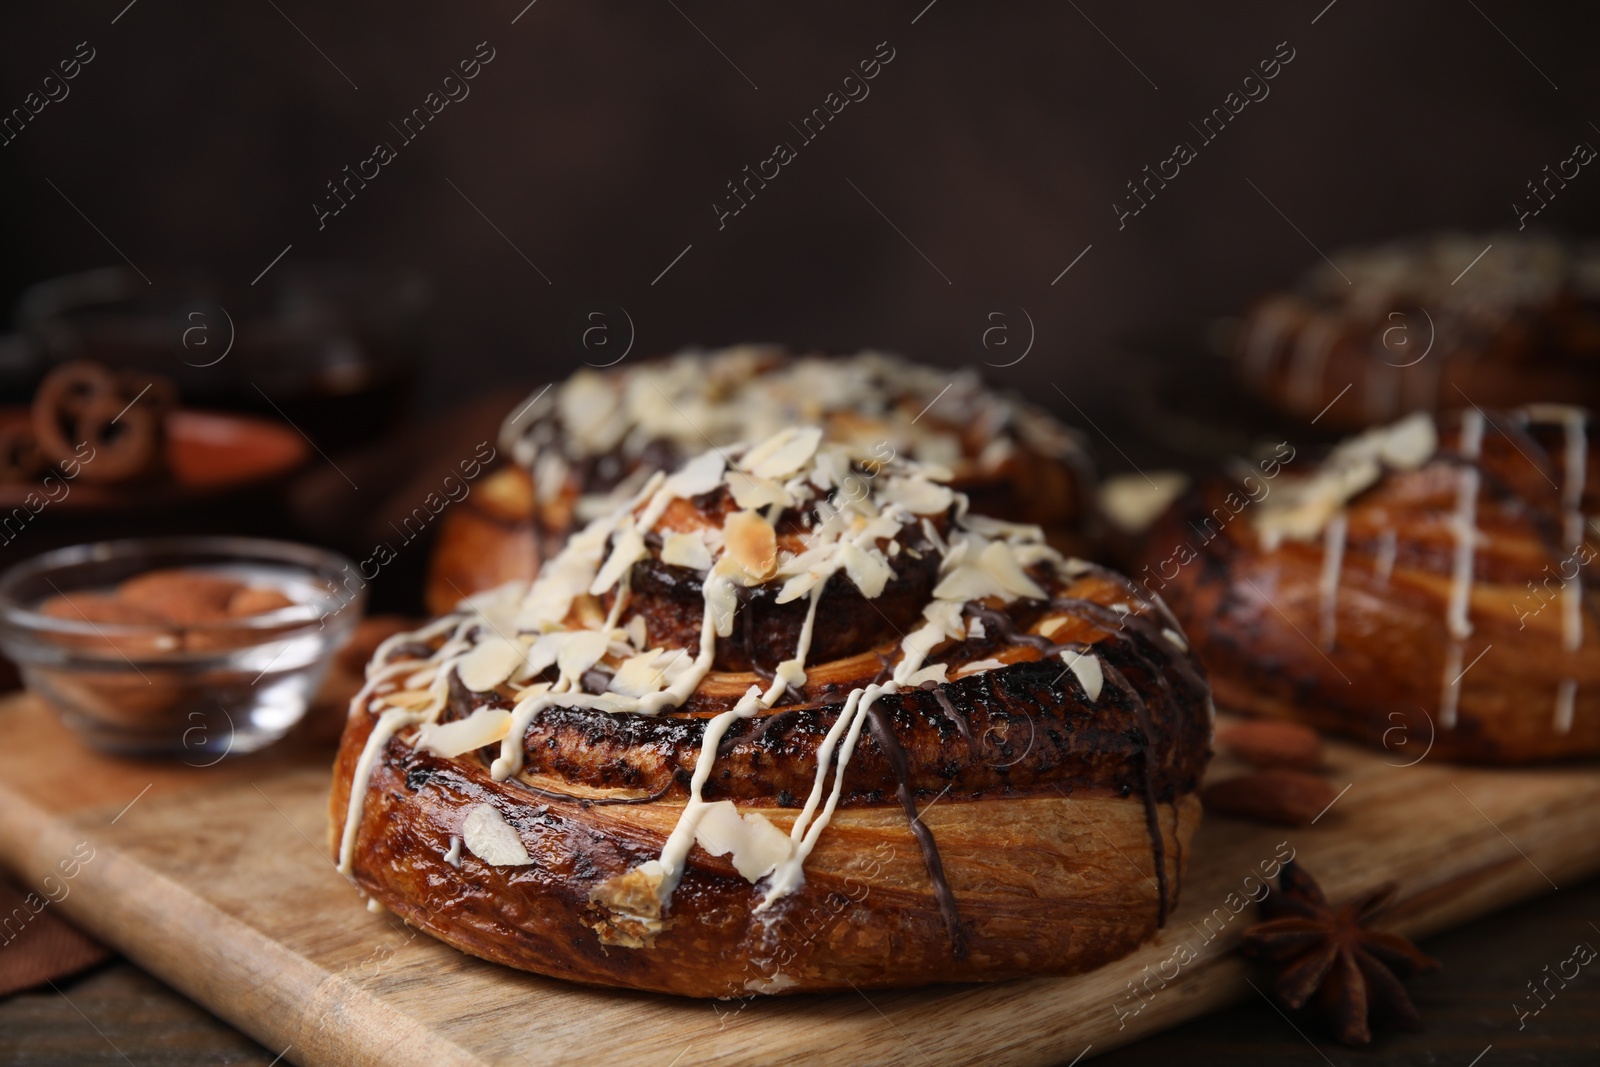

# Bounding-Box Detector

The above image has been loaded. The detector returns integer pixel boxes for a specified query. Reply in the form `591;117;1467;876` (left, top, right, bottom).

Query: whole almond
1203;770;1338;827
1217;720;1324;770
227;586;296;617
119;569;243;625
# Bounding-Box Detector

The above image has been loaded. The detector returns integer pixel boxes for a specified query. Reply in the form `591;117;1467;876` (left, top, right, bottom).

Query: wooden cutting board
1;691;1597;1067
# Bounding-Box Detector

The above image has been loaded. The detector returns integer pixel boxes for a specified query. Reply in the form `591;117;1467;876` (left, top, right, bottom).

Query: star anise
1240;861;1440;1045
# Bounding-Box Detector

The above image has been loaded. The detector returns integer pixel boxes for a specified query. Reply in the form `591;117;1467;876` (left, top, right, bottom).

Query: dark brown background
2;0;1597;413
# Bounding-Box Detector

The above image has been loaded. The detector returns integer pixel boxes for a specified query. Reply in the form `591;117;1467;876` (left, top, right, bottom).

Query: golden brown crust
329;680;1205;995
329;723;1200;996
1142;408;1600;763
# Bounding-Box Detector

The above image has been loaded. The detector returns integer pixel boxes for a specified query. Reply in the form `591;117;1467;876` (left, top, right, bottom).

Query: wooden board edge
0;788;485;1067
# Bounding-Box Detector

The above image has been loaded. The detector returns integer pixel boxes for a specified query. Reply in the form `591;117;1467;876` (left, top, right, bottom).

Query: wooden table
4;875;1597;1066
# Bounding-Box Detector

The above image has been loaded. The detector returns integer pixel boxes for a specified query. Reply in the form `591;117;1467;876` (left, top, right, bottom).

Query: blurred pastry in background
1140;406;1599;763
425;346;1096;613
1231;233;1600;431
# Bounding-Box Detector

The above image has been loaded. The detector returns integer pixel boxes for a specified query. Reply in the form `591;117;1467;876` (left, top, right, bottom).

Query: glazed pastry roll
335;428;1210;996
1143;406;1598;763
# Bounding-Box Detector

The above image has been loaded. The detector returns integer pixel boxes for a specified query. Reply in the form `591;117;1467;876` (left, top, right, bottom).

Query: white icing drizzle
1447;412;1486;637
338;430;1085;918
1555;678;1578;734
1556;408;1587;654
1439;410;1485;732
1439;643;1465;730
1529;406;1590;732
1375;527;1398;584
1318;512;1347;650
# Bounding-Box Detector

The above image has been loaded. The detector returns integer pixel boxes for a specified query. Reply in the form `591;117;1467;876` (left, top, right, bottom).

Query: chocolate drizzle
865;702;968;957
1098;657;1170;926
924;682;974;744
964;596;1183;926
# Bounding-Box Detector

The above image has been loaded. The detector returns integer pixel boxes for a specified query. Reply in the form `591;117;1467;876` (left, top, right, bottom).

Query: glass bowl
0;536;364;757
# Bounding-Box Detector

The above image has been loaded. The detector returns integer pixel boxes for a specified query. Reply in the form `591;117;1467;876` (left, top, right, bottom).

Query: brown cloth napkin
0;870;110;997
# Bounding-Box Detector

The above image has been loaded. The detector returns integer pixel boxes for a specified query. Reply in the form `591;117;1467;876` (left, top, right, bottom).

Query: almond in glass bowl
0;537;363;756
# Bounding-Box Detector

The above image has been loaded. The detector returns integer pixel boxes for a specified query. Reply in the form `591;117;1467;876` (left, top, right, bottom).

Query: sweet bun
334;429;1210;995
1143;406;1599;762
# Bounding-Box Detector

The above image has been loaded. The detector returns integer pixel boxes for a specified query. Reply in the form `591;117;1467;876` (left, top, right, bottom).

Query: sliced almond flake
931;543;995;603
609;649;672;697
960;513;1046;541
416;707;513;758
954;657;1007;678
775;569;823;605
977;436;1015;470
655;647;695;685
917;433;963;470
664;449;727;499
809;448;849;491
882;476;955;515
558;371;626;455
522;630;568;678
967;617;987;639
1060;648;1104;702
978;540;1046;599
517;518;612;628
590;526;648;595
839;542;894;598
511;680;553;702
1100;471;1189;535
1255;413;1438;546
455;636;527;692
724;510;778;580
624;614;649;649
728;473;790;511
1036;615;1068;639
898;600;964;675
556;630;611;681
661;532;713;570
693;801;795;882
461;803;533;866
744;426;823;480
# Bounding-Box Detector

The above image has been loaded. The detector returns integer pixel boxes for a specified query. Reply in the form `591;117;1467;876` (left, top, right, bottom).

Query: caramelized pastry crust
335;432;1209;995
1142;406;1599;762
426;347;1094;613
